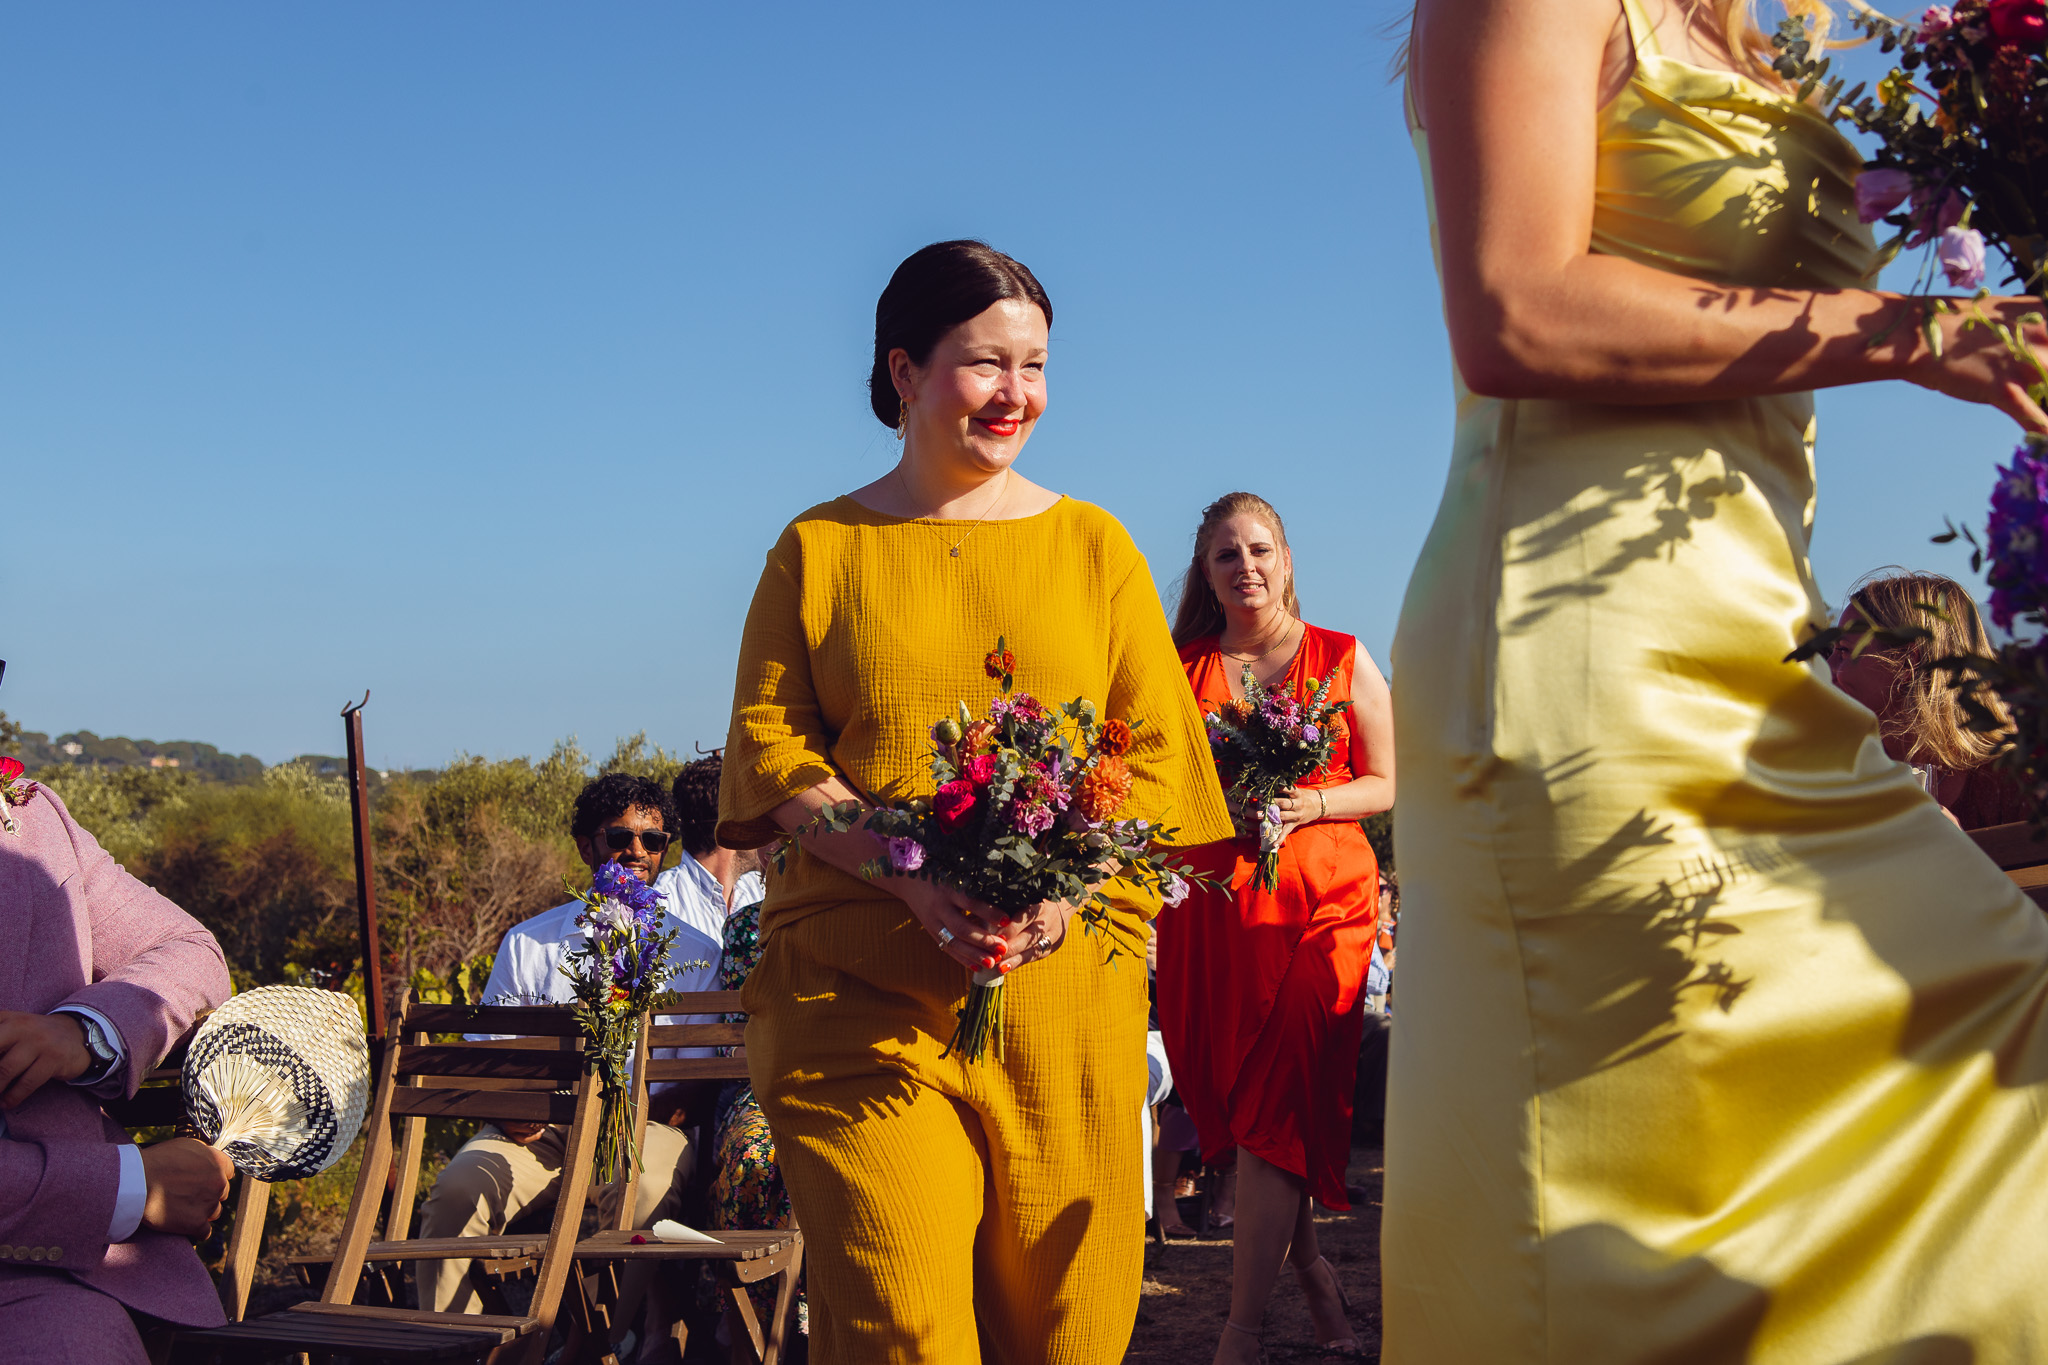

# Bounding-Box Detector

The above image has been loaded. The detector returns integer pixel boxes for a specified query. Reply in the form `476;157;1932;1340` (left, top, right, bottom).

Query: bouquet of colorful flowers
559;860;681;1180
0;756;37;836
1776;8;2048;813
805;638;1202;1063
1203;664;1349;891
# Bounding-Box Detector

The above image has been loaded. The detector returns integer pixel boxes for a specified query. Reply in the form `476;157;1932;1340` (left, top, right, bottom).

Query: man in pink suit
0;775;236;1363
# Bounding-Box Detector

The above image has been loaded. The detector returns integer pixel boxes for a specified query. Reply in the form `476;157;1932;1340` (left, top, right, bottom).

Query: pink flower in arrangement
1939;225;1988;289
1919;3;1955;33
1854;168;1914;224
887;836;927;871
1989;0;2047;45
1010;802;1057;837
934;779;979;832
1163;874;1190;908
964;754;999;787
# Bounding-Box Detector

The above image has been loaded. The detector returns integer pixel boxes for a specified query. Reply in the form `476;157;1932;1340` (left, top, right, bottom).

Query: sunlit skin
777;298;1074;978
1411;0;2048;428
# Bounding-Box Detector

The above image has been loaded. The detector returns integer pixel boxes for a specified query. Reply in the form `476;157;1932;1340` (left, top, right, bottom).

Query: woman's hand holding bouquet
1205;665;1351;891
795;639;1203;1062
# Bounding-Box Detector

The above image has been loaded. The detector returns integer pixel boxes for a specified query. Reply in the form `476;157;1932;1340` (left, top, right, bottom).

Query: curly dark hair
570;772;679;843
669;755;722;857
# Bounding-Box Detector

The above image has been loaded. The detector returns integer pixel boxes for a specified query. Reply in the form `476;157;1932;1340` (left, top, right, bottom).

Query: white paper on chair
649;1219;722;1245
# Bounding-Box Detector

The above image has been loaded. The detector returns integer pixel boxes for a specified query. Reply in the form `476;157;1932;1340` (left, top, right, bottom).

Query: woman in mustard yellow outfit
718;240;1231;1364
1394;0;2048;1360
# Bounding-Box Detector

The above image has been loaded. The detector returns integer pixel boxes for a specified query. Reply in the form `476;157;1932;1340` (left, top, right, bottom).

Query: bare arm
1414;0;2048;428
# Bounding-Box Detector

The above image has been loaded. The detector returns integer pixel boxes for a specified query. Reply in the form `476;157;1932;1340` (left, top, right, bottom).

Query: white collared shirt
653;859;764;1058
471;861;762;1055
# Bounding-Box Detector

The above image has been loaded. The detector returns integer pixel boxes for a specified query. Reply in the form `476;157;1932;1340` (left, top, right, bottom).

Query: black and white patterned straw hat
182;985;371;1181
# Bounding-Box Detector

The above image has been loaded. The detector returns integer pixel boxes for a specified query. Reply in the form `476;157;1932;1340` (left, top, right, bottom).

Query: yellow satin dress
1386;3;2048;1360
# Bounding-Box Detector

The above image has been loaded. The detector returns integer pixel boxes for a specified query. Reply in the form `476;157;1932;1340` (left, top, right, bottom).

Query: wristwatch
57;1010;120;1086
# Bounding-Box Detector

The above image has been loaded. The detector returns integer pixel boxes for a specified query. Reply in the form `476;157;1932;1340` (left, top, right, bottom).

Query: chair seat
300;1227;799;1264
175;1303;530;1361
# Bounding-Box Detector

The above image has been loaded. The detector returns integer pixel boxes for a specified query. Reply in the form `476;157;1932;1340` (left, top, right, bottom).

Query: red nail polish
999;962;1013;975
983;956;998;970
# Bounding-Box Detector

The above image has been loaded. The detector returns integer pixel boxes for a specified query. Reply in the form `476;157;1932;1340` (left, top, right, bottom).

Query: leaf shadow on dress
1544;1221;1974;1364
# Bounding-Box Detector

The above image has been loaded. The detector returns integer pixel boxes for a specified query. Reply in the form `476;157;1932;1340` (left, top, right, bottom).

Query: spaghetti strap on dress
1388;15;2048;1364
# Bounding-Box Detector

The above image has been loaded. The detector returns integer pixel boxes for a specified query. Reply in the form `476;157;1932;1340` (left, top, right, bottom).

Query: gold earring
896;398;908;442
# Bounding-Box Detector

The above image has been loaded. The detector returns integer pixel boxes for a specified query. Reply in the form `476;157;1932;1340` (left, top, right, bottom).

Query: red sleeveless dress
1155;623;1380;1209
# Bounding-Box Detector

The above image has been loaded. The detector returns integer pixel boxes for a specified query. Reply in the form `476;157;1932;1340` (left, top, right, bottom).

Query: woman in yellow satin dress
1393;0;2048;1360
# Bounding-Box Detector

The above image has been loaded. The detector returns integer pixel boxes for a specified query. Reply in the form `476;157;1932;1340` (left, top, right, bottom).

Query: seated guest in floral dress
704;894;807;1340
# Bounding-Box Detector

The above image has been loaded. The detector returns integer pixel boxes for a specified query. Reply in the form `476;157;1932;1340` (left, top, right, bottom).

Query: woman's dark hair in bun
868;240;1053;428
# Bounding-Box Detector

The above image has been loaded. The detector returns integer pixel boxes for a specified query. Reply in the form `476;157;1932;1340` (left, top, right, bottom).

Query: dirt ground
1127;1146;1382;1363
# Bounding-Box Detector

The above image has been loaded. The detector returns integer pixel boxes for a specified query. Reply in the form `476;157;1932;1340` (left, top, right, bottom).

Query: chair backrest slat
645;1022;746;1049
389;1086;581;1124
652;989;743;1014
406;1003;587;1036
641;1056;751;1082
398;1044;585;1081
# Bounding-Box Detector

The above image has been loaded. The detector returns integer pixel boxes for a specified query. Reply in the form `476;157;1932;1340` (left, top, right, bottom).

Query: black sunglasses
602;826;672;854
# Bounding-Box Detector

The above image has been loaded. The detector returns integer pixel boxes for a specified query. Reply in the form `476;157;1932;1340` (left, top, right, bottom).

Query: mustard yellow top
719;493;1232;943
1385;1;2048;1361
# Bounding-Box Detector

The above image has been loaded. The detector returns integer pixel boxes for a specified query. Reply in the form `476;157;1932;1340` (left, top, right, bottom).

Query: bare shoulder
1411;0;1630;123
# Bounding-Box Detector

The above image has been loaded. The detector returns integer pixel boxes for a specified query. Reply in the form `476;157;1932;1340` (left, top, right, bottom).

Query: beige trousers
418;1122;693;1313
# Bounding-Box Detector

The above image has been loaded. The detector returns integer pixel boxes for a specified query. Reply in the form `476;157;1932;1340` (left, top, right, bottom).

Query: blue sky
1;4;2024;768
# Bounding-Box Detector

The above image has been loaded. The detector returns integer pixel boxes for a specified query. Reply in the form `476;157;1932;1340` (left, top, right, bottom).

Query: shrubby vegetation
31;730;697;1022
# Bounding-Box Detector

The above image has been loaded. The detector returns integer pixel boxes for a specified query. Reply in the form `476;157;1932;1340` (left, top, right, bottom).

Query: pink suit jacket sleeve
0;785;231;1325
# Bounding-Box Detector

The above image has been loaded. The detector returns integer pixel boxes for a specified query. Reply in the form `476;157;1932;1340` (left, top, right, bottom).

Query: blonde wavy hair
1846;569;2012;770
1171;492;1302;648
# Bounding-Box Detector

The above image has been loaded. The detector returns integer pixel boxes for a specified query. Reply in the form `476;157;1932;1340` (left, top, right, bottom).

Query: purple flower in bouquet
1987;447;2048;629
1163;873;1190;908
1919;3;1955;36
1939;225;1988;289
592;860;663;916
1302;724;1322;745
1855;168;1915;223
887;836;927;871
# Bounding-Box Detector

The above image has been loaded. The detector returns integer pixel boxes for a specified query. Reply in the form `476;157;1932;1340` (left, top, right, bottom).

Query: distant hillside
7;727;266;783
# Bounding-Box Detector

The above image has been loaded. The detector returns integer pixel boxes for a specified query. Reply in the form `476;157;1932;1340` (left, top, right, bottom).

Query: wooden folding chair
171;1001;601;1365
101;1013;271;1325
562;991;802;1365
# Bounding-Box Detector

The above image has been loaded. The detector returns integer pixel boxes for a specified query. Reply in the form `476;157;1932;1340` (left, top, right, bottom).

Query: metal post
341;693;387;1042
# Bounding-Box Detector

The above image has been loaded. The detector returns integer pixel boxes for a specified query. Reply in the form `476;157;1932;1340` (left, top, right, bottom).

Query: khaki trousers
418;1121;693;1313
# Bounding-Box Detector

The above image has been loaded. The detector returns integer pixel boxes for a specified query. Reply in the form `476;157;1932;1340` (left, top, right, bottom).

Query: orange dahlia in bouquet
806;637;1205;1062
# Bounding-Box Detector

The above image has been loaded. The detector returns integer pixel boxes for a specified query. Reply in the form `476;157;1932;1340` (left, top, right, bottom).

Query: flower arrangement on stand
802;638;1203;1063
0;757;36;835
559;860;683;1182
1777;6;2048;814
1201;665;1350;891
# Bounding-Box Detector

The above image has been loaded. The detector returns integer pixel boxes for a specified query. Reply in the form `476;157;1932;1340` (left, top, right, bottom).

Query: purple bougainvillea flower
886;836;926;871
1938;226;1987;289
1854;168;1914;224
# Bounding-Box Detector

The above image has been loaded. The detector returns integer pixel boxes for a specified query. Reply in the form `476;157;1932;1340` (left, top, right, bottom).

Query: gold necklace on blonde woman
897;466;1012;558
1220;614;1300;664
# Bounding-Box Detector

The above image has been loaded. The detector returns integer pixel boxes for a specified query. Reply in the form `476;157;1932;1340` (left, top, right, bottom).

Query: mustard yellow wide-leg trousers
743;900;1150;1364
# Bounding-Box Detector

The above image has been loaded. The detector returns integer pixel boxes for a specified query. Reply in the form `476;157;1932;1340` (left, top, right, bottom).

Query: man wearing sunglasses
419;772;699;1317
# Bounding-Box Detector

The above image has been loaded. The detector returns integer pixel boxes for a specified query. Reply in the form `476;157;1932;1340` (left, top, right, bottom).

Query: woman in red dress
1157;491;1395;1363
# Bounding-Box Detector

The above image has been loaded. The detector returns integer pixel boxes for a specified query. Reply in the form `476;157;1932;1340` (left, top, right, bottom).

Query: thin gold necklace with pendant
898;466;1012;557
